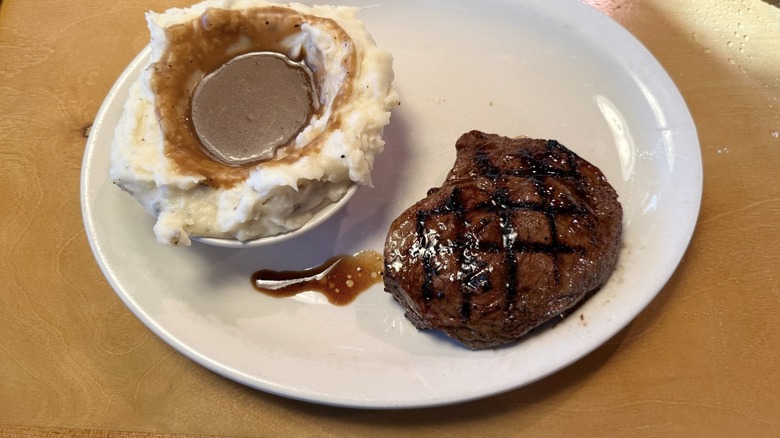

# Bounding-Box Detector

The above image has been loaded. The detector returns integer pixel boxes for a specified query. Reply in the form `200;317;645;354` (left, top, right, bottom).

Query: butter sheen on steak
383;131;623;349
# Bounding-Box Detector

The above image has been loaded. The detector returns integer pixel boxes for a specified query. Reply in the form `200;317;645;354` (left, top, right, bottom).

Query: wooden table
2;0;779;436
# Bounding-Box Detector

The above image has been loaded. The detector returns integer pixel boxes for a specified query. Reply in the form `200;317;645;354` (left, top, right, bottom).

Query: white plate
81;0;701;408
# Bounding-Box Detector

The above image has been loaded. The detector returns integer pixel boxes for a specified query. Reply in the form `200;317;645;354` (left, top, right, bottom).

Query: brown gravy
151;6;356;188
191;52;316;166
251;250;383;305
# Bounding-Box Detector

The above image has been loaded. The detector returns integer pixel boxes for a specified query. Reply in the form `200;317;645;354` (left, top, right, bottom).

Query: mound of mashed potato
110;0;398;245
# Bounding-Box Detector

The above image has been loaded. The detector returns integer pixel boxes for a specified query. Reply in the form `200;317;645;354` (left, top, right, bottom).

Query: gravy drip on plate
151;7;357;188
251;250;383;305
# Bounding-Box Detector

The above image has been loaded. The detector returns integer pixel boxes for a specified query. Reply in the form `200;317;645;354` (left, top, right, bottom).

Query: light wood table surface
2;0;779;436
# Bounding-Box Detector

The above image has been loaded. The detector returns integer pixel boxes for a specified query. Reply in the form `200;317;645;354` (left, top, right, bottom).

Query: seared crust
383;131;622;349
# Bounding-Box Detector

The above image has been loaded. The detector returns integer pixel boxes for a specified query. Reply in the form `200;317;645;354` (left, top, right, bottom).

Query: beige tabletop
2;0;779;436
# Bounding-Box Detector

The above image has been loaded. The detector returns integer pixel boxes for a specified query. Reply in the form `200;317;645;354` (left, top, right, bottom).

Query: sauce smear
251;250;384;305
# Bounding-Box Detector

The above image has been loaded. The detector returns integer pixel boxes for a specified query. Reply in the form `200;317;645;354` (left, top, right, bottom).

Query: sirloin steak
383;131;623;349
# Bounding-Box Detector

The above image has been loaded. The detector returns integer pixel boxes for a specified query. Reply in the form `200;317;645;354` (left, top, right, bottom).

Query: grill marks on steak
383;131;623;349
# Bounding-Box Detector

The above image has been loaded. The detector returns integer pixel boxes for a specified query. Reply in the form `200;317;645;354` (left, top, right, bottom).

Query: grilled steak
383;131;622;349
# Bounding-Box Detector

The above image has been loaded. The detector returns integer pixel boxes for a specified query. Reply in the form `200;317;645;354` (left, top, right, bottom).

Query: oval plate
81;0;701;408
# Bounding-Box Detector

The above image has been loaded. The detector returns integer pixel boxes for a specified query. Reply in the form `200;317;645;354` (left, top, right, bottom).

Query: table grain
1;0;779;436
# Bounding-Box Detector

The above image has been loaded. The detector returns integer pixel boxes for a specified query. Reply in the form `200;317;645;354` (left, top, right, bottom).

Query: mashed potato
110;0;398;245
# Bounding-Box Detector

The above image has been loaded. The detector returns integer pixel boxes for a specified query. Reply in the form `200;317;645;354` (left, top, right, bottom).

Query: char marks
383;130;623;349
411;138;589;322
